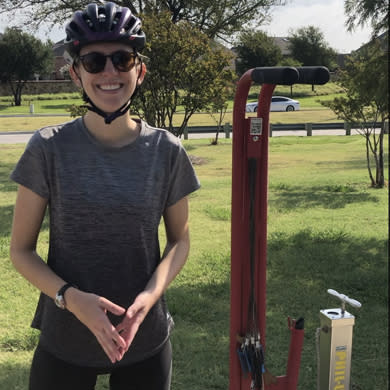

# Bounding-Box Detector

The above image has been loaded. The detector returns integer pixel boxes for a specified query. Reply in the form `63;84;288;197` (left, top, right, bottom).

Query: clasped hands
67;289;152;364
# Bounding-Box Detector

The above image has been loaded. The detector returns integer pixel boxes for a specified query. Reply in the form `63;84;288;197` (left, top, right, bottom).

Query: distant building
353;31;388;53
52;40;68;80
271;37;292;56
336;31;388;69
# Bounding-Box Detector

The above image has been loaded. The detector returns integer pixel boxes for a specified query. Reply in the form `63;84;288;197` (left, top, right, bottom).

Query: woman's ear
69;65;82;88
137;63;147;86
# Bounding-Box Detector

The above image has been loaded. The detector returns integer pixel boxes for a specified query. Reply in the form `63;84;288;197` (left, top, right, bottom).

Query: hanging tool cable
248;157;265;390
237;157;265;390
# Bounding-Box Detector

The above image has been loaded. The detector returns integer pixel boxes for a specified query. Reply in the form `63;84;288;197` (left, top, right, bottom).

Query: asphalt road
0;132;36;144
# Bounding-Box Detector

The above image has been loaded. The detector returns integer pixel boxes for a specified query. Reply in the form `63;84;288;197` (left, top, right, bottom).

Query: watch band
55;283;75;309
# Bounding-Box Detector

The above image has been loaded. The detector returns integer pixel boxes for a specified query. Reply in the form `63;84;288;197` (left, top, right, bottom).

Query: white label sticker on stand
250;118;263;135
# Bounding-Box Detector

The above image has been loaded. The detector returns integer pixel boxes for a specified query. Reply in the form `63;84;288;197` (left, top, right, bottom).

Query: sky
263;0;373;53
0;0;373;54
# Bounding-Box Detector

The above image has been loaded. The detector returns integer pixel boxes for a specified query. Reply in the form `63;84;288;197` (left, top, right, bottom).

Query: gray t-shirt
10;118;200;367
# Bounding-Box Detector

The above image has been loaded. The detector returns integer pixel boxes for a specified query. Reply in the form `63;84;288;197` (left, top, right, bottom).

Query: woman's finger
96;332;120;363
98;325;126;363
99;297;126;316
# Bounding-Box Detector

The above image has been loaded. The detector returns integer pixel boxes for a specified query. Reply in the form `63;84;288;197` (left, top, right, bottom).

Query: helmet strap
81;97;132;125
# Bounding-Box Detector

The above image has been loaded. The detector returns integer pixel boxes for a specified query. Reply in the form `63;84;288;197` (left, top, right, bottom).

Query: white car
245;96;300;112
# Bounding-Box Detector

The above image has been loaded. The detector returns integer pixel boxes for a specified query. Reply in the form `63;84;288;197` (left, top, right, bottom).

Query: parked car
245;96;300;112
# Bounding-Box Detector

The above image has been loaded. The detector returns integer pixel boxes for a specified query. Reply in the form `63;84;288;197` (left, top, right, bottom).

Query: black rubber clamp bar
296;66;330;85
251;66;299;85
251;66;330;86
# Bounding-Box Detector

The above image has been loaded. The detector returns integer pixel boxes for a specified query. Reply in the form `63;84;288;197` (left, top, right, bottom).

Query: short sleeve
166;143;200;208
10;132;50;199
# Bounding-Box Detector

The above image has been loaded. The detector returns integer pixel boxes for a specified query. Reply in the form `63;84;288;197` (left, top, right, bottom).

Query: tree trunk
15;92;22;106
377;124;385;188
365;136;376;187
9;81;24;106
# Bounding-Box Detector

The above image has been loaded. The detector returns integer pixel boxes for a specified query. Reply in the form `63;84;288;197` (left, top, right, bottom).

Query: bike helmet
65;2;145;59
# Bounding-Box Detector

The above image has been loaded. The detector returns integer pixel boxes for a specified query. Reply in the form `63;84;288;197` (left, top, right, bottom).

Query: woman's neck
83;112;141;148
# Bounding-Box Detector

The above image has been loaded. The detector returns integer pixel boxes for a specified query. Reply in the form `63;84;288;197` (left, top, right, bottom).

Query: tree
344;0;389;37
234;30;282;76
288;26;338;70
0;0;285;40
321;39;388;188
207;80;235;144
132;11;235;137
0;28;53;106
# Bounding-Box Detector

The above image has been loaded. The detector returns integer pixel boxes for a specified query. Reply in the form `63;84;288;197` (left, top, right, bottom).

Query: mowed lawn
0;83;343;132
0;134;388;389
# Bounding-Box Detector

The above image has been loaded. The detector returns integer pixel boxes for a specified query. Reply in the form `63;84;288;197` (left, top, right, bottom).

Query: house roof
271;37;291;56
53;40;66;57
354;31;389;53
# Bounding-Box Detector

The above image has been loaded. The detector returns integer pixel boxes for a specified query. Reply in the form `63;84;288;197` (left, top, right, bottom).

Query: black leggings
29;340;172;390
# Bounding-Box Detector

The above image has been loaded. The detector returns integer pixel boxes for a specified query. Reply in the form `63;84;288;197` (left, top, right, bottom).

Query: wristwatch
55;283;75;309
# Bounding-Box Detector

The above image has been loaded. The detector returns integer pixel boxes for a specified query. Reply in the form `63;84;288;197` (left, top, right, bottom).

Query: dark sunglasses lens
112;51;136;71
80;51;136;73
81;53;106;73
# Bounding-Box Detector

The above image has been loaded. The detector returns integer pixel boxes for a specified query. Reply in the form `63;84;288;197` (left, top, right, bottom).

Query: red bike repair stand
229;67;330;390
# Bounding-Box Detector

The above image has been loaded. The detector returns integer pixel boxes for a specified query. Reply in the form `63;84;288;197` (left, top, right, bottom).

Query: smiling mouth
98;84;123;91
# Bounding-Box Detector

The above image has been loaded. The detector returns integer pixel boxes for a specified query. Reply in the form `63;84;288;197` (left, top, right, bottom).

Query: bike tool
230;66;330;390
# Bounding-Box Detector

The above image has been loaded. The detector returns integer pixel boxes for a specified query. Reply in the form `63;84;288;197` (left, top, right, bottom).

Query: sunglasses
77;50;138;74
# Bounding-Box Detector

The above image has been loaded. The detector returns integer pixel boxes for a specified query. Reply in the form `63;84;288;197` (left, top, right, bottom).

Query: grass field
0;83;342;132
0;133;388;389
0;83;342;113
0;108;340;133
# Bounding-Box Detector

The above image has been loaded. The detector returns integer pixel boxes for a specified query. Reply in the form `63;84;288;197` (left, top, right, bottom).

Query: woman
9;2;200;389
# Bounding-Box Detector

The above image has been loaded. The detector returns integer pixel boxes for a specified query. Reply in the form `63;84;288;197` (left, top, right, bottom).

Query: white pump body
318;289;361;390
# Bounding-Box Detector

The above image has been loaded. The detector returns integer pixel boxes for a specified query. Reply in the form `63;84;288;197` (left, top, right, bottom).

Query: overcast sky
0;0;372;53
264;0;372;53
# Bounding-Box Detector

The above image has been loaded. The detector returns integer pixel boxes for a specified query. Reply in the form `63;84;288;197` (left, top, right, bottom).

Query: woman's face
71;41;145;114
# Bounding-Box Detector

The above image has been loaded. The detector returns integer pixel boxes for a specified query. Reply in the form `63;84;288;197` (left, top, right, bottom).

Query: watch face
55;294;66;309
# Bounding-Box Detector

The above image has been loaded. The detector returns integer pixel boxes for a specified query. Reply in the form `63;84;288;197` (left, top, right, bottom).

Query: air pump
317;289;362;390
230;66;330;390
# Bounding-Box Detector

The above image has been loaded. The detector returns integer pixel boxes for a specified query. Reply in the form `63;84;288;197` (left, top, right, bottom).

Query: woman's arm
10;184;127;363
148;195;191;300
10;184;64;297
116;196;191;351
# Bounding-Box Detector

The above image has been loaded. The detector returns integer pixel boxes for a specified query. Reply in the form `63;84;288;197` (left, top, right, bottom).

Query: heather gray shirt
10;118;200;367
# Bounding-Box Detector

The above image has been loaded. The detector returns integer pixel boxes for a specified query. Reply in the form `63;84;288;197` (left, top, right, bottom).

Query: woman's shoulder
26;118;83;152
34;118;81;142
141;121;182;148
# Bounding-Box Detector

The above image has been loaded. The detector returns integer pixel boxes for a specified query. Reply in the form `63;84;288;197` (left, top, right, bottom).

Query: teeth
99;84;121;91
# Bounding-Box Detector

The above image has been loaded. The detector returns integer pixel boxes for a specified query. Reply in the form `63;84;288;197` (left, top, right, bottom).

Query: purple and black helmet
64;2;145;60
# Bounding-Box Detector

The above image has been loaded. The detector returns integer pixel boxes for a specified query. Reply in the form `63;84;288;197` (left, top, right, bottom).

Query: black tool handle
251;67;299;85
295;317;305;330
250;66;329;86
296;66;330;85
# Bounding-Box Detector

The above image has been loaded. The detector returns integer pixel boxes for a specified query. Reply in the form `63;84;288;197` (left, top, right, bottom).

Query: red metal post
230;70;275;389
230;66;328;390
230;69;253;390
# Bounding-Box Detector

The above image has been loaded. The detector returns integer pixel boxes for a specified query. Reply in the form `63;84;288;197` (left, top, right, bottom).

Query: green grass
0;135;388;389
0;84;342;132
0;108;339;133
0;92;83;115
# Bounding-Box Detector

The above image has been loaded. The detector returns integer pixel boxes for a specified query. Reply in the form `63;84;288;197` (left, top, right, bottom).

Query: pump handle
250;66;330;86
327;289;362;308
